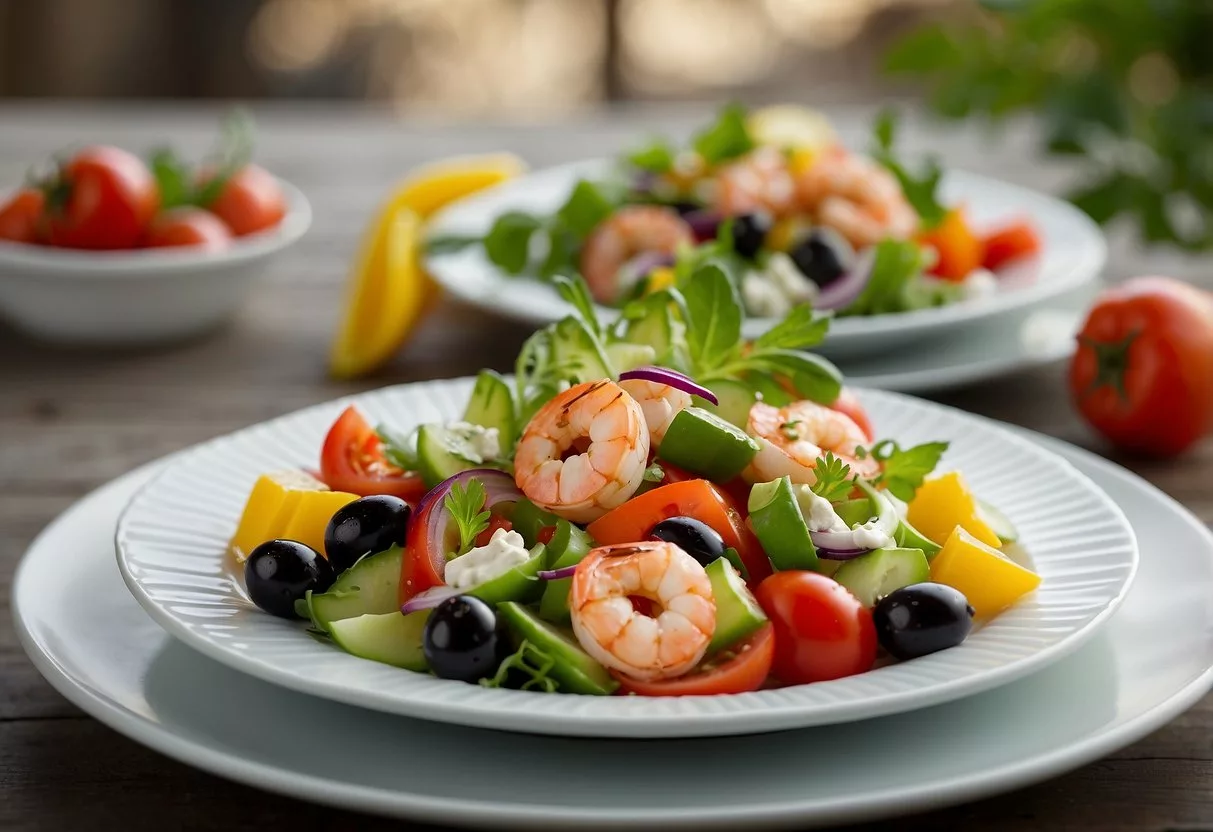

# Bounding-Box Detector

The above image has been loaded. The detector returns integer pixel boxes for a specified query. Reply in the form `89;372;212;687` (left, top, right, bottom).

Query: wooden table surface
1;102;1211;831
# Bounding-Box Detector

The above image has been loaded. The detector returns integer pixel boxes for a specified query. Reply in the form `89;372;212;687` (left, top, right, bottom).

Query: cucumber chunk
538;521;595;623
704;379;757;429
747;476;819;571
605;342;657;375
895;518;942;560
621;294;677;363
657;406;760;482
833;547;930;608
416;422;500;488
834;497;874;528
327;611;429;671
497;602;618;695
705;558;767;654
978;499;1019;544
466;543;547;606
307;546;403;630
462;370;516;441
549;317;612;383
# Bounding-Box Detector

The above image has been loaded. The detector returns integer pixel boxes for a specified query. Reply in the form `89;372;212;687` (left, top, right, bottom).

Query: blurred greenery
885;0;1213;250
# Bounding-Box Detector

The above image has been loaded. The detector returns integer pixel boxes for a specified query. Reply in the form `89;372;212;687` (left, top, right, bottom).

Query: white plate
14;435;1213;828
424;160;1106;359
114;385;1136;737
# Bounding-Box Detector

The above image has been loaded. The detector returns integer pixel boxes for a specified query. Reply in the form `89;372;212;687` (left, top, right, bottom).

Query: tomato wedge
617;624;775;696
587;479;772;584
318;406;427;501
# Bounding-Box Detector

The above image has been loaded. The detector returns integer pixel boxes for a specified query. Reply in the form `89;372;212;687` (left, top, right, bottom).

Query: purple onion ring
619;366;719;405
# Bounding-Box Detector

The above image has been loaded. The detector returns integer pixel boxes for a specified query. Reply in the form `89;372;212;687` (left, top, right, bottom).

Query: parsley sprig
857;439;949;501
809;452;855;503
444;479;491;558
479;639;559;692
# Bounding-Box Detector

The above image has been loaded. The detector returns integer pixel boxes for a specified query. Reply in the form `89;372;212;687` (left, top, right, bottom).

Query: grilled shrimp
745;400;880;484
570;541;716;681
712;146;798;218
618;378;692;447
514;380;649;523
580;206;693;305
794;152;919;249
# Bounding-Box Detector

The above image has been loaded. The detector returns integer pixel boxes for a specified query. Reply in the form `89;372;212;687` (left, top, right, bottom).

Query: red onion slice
814;248;876;311
814;544;872;561
538;564;579;581
682;208;723;242
411;468;524;587
400;585;460;615
619;366;718;405
807;481;898;555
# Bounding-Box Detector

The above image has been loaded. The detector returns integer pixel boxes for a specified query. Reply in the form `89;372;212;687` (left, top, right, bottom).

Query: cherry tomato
981;219;1040;271
1070;276;1213;457
318;406;428;500
919;207;984;282
44;146;158;249
143;207;231;250
587;479;772;584
474;514;514;548
205;164;286;236
828;387;874;442
755;571;876;684
617;624;775;696
0;189;45;243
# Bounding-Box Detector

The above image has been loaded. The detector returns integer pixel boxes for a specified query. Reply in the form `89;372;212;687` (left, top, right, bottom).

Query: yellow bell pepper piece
644;266;677;295
907;471;1002;549
930;527;1042;619
278;490;361;556
230;471;328;562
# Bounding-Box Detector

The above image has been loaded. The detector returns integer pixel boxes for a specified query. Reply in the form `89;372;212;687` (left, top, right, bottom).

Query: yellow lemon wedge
329;153;527;378
747;105;838;153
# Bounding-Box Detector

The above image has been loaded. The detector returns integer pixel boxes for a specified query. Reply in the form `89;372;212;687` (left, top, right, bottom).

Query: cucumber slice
834;497;874;528
497;602;618;695
747;476;819;571
327;611;429;671
466;543;548;606
307;546;403;630
748;373;793;407
703;379;757;429
416;423;500;488
832;547;930;608
978;499;1019;544
622;294;676;361
550;317;612;383
657;406;760;482
605;342;657;375
462;370;516;440
705;558;767;654
895;518;942;560
538;521;595;623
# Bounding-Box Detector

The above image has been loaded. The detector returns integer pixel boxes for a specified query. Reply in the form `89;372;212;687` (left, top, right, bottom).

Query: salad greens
808;452;855;503
858;439;950;502
479;639;559;693
843;239;931;317
870;109;947;228
444;479;491;557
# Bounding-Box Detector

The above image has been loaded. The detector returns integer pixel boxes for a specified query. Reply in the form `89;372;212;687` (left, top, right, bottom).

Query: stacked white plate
15;381;1213;828
423;160;1108;392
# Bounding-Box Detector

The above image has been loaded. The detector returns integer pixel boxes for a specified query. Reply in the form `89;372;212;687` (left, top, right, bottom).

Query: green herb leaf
810;451;854;503
627;140;675;174
752;303;831;350
868;440;949;501
682;260;743;370
870;108;947;228
556;180;619;238
195;108;256;207
149;148;195;210
553;274;602;338
693;103;755;166
484;211;543;274
538;221;579;279
642;462;665;483
444;478;491;557
844;239;927;317
376;425;419;471
479;639;559;693
737;349;842;404
425;234;481;255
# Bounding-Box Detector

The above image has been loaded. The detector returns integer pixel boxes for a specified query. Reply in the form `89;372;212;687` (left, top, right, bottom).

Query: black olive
423;596;508;683
649;516;727;568
324;495;411;574
789;227;855;287
873;583;975;661
245;539;335;619
731;212;773;260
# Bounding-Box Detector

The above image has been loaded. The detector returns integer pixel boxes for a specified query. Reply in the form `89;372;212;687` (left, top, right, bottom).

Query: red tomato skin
318;406;428;500
206;164;286;236
755;572;877;685
474;515;514;548
45;146;158;249
982;220;1041;271
0;189;45;243
400;495;445;603
828;387;874;442
617;624;776;696
143;208;231;250
1069;277;1213;457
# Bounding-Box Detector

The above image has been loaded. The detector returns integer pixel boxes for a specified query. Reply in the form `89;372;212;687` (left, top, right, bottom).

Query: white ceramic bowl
115;382;1137;739
0;180;311;345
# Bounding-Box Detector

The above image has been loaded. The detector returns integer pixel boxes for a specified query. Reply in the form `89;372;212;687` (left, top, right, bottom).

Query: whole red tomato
144;208;231;250
44;146;158;249
204;164;286;236
0;189;46;243
755;571;876;685
1070;276;1213;457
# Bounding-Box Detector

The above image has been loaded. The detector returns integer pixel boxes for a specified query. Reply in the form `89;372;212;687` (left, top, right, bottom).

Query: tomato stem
1079;330;1140;403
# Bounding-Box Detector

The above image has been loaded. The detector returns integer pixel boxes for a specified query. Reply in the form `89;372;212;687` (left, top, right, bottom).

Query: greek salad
233;268;1040;696
446;104;1041;320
